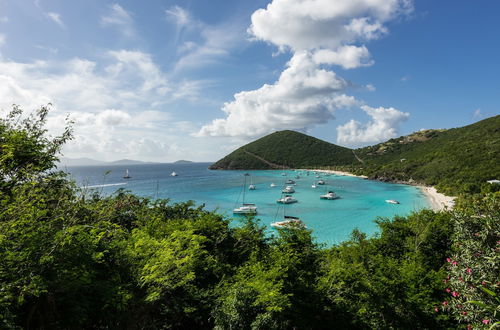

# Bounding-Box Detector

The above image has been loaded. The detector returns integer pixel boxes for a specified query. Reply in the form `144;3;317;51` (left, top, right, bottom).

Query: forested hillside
350;115;500;195
209;130;356;169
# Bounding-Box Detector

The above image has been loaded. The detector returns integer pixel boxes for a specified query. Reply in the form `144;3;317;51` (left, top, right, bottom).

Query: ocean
62;162;430;246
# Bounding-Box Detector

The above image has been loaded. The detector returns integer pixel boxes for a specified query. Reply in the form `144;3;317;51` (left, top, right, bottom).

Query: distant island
173;160;194;164
57;157;158;167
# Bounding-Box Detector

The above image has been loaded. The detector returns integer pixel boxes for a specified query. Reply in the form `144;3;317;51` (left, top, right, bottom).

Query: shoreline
418;186;455;211
302;168;455;211
301;169;368;179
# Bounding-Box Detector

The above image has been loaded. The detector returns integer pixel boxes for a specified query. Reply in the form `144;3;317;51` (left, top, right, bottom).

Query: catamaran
271;216;305;228
320;191;339;200
233;173;257;214
277;195;298;204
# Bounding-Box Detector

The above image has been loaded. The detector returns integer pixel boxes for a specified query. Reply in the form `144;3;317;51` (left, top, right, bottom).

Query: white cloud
0;49;213;161
197;0;413;138
197;51;350;137
336;105;409;145
312;45;373;69
0;16;8;23
47;12;65;29
165;5;191;27
101;3;135;37
0;33;5;47
172;16;246;73
248;0;411;52
366;84;376;91
473;108;482;118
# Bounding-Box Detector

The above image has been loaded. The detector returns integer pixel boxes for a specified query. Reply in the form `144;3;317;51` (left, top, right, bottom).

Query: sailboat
249;175;256;190
271;181;304;228
123;169;131;179
233;173;257;214
171;171;178;176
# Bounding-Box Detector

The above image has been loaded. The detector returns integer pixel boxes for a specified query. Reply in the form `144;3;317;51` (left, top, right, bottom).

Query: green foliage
443;192;500;328
352;115;500;195
209;130;356;169
4;104;492;329
0;104;72;195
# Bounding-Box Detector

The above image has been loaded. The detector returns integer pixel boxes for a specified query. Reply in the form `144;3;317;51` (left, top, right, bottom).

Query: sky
0;0;498;162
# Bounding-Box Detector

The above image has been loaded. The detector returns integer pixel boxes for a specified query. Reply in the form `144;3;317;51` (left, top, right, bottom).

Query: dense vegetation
1;106;499;329
350;115;500;195
211;116;500;195
209;130;356;170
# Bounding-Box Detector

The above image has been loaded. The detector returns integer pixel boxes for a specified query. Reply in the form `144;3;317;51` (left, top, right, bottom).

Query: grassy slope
209;130;357;169
352;115;500;194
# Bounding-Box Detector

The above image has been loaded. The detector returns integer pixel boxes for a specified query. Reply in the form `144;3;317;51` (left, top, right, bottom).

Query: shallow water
62;162;430;246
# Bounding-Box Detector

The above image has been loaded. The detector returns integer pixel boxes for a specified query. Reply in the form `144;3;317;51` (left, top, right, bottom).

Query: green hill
210;116;500;195
350;115;500;194
209;130;357;170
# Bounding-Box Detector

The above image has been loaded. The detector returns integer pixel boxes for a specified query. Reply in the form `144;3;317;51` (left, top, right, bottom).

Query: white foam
83;182;128;188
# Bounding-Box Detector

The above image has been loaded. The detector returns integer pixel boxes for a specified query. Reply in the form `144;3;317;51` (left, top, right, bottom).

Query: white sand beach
419;186;455;211
302;169;368;179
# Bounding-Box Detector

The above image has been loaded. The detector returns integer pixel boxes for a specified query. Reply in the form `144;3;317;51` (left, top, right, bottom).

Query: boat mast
243;173;249;204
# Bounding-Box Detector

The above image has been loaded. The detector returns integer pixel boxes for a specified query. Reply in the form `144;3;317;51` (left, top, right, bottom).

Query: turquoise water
63;162;430;246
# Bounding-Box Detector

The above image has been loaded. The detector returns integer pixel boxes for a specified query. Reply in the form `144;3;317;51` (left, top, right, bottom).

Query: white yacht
249;184;256;190
320;191;339;200
385;199;400;204
282;185;295;193
270;183;277;187
285;179;296;184
233;203;257;214
123;169;131;179
171;171;178;176
271;216;305;229
311;183;317;189
317;180;325;185
277;195;298;204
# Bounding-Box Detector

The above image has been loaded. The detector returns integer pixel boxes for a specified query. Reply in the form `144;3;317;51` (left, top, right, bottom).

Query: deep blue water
62;162;430;246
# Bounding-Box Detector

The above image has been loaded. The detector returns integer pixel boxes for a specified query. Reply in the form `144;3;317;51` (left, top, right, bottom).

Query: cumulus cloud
336;105;410;145
248;0;411;51
0;48;211;161
197;0;412;138
197;51;350;137
312;45;373;69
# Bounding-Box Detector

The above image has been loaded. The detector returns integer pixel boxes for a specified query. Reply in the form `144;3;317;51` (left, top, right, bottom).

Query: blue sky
0;0;498;162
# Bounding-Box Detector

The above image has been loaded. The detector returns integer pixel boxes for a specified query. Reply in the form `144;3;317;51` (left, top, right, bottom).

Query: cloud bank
198;0;412;145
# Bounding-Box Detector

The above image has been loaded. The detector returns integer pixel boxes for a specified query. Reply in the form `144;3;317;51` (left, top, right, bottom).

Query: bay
62;162;430;246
